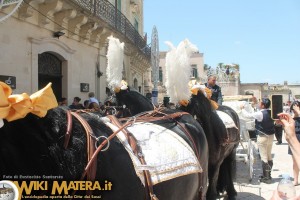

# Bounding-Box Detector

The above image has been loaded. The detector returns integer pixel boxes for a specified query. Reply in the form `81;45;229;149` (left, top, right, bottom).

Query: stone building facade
240;81;300;104
0;0;150;105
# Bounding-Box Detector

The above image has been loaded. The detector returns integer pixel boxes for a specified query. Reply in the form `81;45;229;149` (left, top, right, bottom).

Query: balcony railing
71;0;151;60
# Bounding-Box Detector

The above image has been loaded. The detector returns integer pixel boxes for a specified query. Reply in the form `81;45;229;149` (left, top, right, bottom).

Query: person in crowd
248;97;258;140
283;103;287;112
83;100;89;109
205;75;223;105
277;112;300;171
163;96;170;107
287;101;300;185
88;92;100;105
226;66;230;75
283;101;292;115
69;97;84;110
58;97;67;106
241;98;275;184
88;101;100;111
271;112;300;200
274;122;283;145
251;96;259;111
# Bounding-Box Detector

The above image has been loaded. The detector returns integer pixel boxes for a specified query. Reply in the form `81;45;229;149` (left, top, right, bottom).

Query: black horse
115;88;240;200
0;100;208;199
181;91;240;200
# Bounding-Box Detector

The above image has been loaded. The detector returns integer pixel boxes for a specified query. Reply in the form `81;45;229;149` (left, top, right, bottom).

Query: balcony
70;0;150;60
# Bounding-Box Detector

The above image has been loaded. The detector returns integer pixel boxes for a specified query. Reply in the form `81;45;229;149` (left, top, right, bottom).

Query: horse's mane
180;92;227;146
1;106;150;199
46;107;88;179
115;87;154;116
0;108;65;177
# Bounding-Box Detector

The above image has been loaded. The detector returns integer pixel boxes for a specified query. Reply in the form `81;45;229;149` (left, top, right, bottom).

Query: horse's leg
216;148;238;200
226;146;237;199
206;161;222;200
223;147;238;200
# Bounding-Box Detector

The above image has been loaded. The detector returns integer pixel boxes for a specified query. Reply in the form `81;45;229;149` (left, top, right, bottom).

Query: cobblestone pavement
232;137;300;200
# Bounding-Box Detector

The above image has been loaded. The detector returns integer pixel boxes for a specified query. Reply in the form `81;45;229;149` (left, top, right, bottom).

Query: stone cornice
130;52;150;74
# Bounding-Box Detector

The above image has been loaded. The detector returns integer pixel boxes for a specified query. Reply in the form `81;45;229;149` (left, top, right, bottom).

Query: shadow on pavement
236;192;265;199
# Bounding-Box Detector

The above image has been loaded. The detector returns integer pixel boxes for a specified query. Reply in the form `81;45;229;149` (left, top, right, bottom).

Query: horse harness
63;109;201;200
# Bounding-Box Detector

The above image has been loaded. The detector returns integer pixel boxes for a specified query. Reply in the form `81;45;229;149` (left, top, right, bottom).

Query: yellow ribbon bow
0;81;58;122
204;87;219;109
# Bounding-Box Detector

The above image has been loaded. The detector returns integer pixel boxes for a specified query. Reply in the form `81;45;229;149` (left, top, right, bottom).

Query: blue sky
143;0;300;84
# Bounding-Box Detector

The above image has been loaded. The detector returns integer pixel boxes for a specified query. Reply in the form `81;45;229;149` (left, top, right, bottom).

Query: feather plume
106;36;125;90
165;39;198;104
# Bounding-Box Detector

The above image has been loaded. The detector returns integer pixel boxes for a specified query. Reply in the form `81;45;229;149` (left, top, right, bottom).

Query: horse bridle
62;110;98;199
64;109;201;200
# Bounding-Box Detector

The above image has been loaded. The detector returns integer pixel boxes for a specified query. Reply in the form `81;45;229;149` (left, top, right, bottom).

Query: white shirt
241;108;269;122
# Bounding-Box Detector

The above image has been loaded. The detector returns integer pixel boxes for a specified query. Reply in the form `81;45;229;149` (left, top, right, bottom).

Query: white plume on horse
106;36;124;90
165;39;198;103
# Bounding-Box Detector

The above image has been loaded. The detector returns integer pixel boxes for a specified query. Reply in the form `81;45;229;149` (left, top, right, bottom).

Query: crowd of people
206;75;300;198
239;96;300;199
58;92;103;111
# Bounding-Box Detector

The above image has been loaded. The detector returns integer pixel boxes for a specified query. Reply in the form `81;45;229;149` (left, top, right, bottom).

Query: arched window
191;64;198;78
134;78;138;90
38;52;62;100
159;67;163;82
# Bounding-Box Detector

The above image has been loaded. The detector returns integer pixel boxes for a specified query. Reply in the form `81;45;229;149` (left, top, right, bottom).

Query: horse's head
177;86;214;131
115;86;154;117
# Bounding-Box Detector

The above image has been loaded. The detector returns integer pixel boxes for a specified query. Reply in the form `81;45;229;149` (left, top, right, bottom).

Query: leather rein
63;109;200;200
